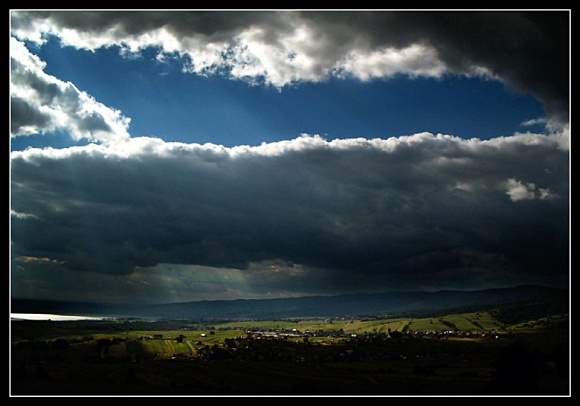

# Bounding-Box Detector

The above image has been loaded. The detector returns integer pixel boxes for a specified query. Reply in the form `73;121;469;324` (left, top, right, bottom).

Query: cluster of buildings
166;327;503;363
402;329;501;339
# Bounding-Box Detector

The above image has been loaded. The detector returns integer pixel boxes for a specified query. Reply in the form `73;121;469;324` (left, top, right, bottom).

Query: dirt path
164;340;175;356
185;341;197;355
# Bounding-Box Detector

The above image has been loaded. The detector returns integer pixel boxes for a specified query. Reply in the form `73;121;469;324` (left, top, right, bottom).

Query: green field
207;311;503;335
11;309;569;395
10;309;566;356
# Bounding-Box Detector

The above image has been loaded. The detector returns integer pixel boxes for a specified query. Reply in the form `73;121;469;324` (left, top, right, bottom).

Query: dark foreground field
11;358;552;396
10;312;569;396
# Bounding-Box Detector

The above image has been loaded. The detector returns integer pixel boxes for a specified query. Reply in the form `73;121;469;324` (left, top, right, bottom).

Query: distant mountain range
11;285;566;320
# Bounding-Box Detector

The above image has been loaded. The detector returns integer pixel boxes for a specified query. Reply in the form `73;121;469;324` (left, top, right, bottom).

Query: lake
10;313;105;321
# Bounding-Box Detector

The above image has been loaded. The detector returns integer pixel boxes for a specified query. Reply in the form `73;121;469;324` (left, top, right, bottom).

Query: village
137;327;503;364
11;315;568;395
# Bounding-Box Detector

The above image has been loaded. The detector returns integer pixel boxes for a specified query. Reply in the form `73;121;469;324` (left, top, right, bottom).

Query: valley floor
10;314;569;396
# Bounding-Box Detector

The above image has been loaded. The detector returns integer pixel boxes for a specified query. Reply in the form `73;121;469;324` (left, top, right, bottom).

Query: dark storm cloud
11;133;569;292
10;10;569;124
10;96;52;134
301;11;569;123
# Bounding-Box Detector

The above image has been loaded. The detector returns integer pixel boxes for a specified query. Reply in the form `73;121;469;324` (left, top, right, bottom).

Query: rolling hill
12;285;565;320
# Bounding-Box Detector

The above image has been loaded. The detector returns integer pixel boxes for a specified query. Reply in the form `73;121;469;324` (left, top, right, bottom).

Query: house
387;331;403;340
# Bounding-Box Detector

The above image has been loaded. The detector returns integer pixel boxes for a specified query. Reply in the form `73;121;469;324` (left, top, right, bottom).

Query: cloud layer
9;11;570;301
10;11;569;124
11;132;569;299
10;37;131;142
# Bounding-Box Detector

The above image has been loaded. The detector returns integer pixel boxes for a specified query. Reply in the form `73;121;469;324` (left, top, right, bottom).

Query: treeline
489;293;569;325
397;303;498;319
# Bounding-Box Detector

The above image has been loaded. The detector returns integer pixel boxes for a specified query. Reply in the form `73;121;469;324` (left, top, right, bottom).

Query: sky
10;10;570;304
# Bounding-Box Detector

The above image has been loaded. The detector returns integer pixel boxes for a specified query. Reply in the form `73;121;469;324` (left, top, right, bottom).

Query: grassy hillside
11;304;565;349
11;303;569;395
489;293;569;326
11;307;563;353
12;285;565;320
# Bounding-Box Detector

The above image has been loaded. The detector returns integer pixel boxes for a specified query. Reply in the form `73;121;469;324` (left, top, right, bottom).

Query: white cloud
505;178;537;201
10;11;569;126
15;129;570;163
505;178;559;202
538;187;559;200
10;210;38;220
10;37;131;143
521;117;569;135
521;117;548;127
337;44;447;81
10;11;452;89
